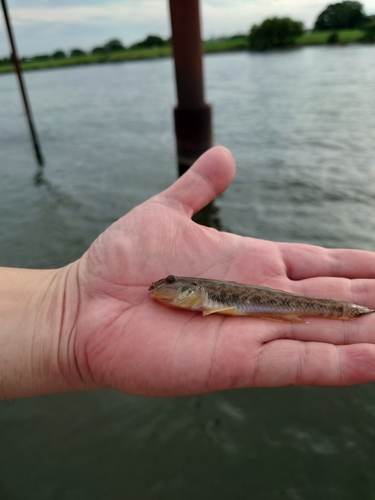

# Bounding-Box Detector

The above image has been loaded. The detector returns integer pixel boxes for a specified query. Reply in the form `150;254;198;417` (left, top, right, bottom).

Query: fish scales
199;281;346;317
148;275;375;323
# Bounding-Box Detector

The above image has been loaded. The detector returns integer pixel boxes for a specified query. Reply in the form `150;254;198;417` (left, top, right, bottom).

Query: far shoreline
0;29;370;75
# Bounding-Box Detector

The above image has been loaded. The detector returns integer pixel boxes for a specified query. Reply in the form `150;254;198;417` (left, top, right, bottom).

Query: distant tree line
0;34;169;66
91;35;168;55
1;2;374;65
248;1;375;50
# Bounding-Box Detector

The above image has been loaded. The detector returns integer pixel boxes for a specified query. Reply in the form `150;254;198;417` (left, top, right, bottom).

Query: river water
1;46;375;499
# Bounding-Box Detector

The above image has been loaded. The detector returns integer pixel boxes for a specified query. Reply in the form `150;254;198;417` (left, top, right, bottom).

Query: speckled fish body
148;275;375;323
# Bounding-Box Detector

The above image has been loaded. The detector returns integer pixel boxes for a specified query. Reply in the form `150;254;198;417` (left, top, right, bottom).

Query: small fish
148;275;375;323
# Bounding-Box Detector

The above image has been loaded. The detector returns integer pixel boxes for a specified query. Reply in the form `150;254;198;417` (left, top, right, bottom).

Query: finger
278;242;375;280
265;312;375;347
253;339;375;387
289;275;375;312
159;146;236;216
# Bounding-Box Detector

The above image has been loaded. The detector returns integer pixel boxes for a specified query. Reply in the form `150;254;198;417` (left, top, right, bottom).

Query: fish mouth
148;277;170;292
148;281;180;303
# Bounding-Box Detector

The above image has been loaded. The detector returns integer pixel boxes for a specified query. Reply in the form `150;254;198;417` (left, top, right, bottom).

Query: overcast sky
1;0;375;58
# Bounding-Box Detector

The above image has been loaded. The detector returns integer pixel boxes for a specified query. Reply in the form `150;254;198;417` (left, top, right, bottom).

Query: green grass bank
0;29;369;75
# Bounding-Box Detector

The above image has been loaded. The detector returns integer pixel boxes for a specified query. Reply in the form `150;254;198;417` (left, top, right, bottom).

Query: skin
1;146;375;400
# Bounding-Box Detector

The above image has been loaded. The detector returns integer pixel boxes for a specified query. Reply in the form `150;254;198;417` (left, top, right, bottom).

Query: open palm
72;146;375;396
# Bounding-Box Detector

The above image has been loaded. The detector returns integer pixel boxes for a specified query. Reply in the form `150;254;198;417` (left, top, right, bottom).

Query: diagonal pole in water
1;0;44;169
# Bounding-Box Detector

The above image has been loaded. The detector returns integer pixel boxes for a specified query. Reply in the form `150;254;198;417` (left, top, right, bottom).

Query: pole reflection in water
192;200;224;231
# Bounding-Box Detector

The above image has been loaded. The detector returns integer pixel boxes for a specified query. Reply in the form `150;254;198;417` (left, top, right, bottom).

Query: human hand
65;146;375;396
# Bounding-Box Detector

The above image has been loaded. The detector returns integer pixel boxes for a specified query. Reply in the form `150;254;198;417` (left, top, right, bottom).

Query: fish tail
342;303;375;320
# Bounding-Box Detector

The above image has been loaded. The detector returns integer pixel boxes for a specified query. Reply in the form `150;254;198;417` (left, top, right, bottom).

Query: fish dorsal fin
202;306;238;316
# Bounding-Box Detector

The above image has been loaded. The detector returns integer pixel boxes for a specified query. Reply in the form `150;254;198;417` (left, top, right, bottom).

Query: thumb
160;146;236;217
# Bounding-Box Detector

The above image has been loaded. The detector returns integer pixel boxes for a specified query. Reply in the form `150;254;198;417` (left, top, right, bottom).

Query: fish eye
165;275;177;284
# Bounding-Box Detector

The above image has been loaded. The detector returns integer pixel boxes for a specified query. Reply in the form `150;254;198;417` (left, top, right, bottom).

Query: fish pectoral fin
262;314;307;324
202;306;238;316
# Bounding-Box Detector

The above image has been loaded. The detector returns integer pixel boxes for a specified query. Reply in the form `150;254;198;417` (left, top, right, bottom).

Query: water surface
1;46;375;500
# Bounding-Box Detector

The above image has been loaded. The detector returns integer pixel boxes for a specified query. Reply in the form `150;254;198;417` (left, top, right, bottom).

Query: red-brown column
168;0;212;176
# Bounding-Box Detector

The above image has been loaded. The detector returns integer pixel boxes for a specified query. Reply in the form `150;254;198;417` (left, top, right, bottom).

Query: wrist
0;262;86;400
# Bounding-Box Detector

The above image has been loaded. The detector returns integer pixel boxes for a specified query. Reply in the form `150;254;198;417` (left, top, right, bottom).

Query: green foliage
91;47;105;55
52;50;66;59
70;48;86;57
327;32;339;43
248;17;304;51
0;56;11;66
360;21;375;42
297;28;362;44
314;1;366;30
204;35;248;53
103;38;125;52
31;54;50;61
0;28;371;76
130;35;167;49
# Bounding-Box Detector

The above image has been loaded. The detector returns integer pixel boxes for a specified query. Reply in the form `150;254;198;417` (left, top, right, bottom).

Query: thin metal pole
1;0;44;168
169;0;212;176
